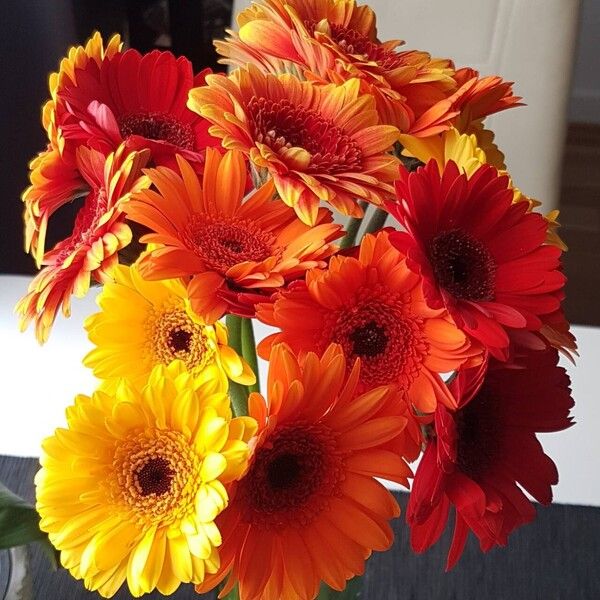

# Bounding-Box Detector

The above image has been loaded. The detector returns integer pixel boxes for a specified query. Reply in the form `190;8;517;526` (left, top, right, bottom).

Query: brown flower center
136;457;174;497
237;422;344;529
328;292;428;389
184;215;276;274
247;96;363;173
150;309;214;372
118;111;195;150
428;229;496;301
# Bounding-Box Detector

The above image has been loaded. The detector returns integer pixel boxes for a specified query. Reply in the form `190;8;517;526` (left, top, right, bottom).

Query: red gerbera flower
388;160;566;360
57;47;219;167
406;348;574;570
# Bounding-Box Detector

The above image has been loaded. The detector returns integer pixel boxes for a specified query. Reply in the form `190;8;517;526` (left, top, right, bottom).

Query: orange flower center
327;292;428;389
237;422;344;529
247;96;362;173
184;215;276;273
428;229;496;301
118;111;195;150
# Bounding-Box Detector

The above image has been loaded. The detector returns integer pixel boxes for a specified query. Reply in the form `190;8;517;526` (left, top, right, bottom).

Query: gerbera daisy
24;32;122;263
55;41;218;167
397;128;567;250
388;160;566;359
188;66;399;224
257;230;481;413
407;348;574;570
83;263;255;391
196;343;417;600
124;148;343;323
216;0;457;135
16;144;149;343
36;360;258;598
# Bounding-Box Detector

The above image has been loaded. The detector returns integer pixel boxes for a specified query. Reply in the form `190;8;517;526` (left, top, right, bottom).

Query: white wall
569;0;600;123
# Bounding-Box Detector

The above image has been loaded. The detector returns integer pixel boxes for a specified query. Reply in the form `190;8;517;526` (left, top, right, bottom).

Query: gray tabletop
1;456;599;600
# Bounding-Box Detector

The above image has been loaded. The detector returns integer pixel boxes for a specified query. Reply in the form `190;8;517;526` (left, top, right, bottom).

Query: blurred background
0;0;598;331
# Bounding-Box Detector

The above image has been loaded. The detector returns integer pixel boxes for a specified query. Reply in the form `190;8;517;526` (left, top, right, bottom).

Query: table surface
1;455;599;600
1;274;599;507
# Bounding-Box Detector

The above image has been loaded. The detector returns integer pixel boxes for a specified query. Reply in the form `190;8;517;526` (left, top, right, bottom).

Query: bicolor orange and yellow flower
84;263;255;391
16;145;149;343
124;148;343;323
36;360;258;597
197;343;417;600
216;0;457;135
188;66;399;225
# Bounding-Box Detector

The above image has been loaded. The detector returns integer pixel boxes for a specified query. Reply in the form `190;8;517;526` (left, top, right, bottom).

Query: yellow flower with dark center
35;360;257;598
83;263;255;390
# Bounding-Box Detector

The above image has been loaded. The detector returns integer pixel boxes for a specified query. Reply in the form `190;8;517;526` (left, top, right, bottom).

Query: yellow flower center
149;309;215;373
111;429;201;526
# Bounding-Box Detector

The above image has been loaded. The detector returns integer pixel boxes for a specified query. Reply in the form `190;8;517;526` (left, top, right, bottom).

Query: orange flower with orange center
124;148;343;323
257;231;482;413
16;145;149;343
188;66;399;225
196;343;419;600
216;0;458;135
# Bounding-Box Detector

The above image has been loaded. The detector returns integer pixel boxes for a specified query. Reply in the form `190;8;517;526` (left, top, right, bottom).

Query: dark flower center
238;423;344;528
247;96;362;173
349;320;389;358
136;457;174;497
428;229;496;301
168;328;192;353
266;453;302;490
118;111;195;150
329;295;427;388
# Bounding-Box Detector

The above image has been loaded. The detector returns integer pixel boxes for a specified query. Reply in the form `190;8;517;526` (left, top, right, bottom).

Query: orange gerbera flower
196;343;419;600
124;148;343;323
16;145;149;343
188;66;399;225
257;231;482;413
216;0;457;135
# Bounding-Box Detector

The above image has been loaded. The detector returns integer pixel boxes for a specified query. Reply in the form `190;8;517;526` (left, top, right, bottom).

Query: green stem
225;315;249;417
339;201;368;249
240;317;260;395
363;207;389;235
317;576;363;599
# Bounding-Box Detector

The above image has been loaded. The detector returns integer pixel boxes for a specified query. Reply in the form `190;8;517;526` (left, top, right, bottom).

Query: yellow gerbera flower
398;128;566;250
83;263;255;390
35;360;257;598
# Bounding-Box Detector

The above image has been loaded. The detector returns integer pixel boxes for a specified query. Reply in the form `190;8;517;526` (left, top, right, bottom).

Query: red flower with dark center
406;348;574;570
56;47;219;168
388;160;566;360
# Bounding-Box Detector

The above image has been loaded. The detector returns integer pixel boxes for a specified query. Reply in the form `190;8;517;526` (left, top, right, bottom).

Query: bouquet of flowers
2;1;576;598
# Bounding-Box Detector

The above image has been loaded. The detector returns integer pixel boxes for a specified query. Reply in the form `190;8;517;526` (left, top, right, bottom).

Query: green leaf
318;576;363;599
0;482;59;570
